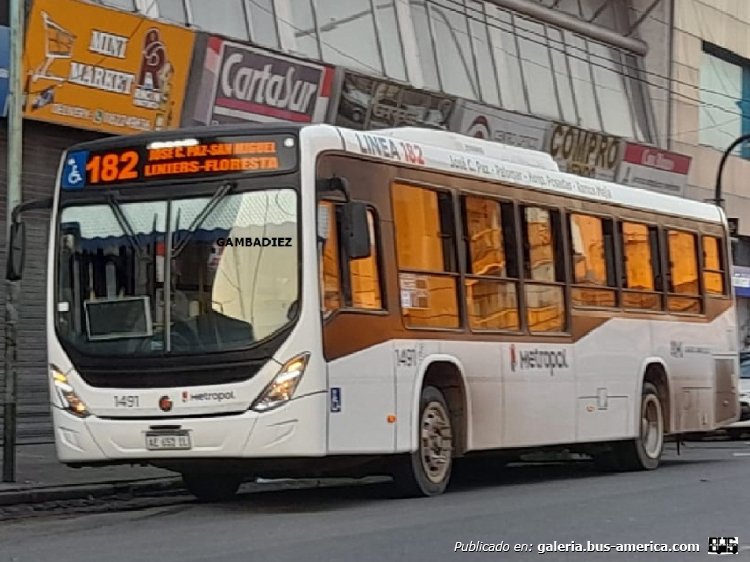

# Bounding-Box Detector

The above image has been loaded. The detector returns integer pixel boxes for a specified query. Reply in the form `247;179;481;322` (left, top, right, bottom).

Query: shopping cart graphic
31;11;76;84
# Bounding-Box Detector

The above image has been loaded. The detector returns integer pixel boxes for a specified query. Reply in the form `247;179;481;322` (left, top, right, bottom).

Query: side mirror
6;221;26;281
343;201;371;260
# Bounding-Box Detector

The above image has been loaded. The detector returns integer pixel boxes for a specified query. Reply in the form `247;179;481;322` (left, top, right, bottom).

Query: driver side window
319;201;382;313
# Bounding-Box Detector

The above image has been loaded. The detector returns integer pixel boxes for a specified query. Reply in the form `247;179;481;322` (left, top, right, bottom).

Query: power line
438;0;746;110
30;0;750;145
425;0;748;139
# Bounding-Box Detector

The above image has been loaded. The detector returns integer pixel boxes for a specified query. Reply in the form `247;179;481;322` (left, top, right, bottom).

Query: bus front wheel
595;382;664;471
181;472;243;502
391;385;454;497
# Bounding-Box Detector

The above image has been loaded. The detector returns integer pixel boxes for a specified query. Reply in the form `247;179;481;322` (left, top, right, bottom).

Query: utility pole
3;0;25;483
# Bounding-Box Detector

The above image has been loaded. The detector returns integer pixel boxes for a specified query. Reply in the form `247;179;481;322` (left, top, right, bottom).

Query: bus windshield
55;187;299;356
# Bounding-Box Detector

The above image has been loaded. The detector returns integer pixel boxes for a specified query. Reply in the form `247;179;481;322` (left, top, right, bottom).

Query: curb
0;477;183;507
0;475;388;508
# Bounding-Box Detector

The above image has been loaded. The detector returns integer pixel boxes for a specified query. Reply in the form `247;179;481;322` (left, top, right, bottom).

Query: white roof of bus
322;125;723;225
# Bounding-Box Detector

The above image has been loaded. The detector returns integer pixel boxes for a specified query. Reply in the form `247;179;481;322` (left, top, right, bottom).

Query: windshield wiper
107;193;146;260
172;181;235;258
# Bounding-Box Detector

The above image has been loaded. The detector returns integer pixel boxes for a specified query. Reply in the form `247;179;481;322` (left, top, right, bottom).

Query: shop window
547;27;576;124
699;47;745;158
409;0;440;90
620;222;661;310
521;206;566;332
589;41;634;139
374;0;407;81
516;18;558;119
392;183;459;329
485;5;527;113
666;230;701;313
317;0;384;75
189;0;249;40
429;0;479;99
276;0;321;59
247;0;280;49
569;213;616;307
319;202;382;313
155;0;187;24
462;196;519;331
703;235;726;296
100;0;136;11
564;32;601;131
467;0;500;106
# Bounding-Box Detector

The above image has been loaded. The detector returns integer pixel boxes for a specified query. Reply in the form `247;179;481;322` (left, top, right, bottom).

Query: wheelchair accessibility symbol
61;150;88;190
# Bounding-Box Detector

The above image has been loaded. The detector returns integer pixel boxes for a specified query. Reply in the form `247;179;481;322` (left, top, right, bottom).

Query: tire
391;385;454;497
727;429;747;441
594;382;664;472
182;472;243;502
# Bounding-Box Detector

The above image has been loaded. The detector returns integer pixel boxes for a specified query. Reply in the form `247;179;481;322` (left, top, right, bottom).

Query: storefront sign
0;26;9;118
733;266;750;298
448;100;547;151
22;0;194;134
188;37;333;126
545;123;623;181
616;142;691;197
332;71;455;130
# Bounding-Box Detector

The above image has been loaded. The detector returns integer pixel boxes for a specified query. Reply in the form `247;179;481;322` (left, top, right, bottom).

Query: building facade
0;0;732;442
669;0;750;348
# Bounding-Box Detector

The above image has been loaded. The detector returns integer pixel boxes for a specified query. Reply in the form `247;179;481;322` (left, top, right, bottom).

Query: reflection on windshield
56;188;298;356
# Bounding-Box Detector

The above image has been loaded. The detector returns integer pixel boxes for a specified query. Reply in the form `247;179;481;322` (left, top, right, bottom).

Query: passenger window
666;229;701;313
462;196;520;331
568;213;616;307
620;221;661;310
392;182;459;329
702;235;725;296
521;206;566;332
318;202;383;313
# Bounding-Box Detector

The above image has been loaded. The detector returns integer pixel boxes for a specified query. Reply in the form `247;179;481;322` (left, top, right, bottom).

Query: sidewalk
0;443;181;506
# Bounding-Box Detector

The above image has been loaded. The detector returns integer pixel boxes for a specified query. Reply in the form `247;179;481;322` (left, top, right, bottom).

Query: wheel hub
420;401;453;483
640;394;663;459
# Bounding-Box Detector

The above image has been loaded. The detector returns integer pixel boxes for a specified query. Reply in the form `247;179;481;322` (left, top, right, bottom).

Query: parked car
725;352;750;439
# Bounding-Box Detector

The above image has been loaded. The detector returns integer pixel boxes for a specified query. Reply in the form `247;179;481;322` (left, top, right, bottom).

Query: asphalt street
0;440;749;562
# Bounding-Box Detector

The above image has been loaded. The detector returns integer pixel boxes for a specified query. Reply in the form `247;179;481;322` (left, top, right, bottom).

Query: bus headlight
251;353;310;412
51;367;90;418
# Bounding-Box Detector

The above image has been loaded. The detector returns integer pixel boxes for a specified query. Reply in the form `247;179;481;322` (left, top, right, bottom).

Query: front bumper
53;391;327;464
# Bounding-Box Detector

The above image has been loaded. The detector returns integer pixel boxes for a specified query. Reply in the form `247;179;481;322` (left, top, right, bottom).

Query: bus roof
328;125;723;225
62;123;723;225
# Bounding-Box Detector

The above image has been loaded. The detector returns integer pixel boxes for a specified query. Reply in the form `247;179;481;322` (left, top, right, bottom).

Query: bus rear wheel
181;472;243;502
595;382;664;471
391;385;454;497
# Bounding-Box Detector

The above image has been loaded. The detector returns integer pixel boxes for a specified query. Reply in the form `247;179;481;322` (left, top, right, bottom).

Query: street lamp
714;133;750;208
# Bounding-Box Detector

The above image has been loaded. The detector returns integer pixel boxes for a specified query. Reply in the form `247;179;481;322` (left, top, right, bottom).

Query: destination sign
60;134;298;190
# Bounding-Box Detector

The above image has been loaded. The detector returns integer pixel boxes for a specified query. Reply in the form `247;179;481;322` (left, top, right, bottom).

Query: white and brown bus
8;123;738;501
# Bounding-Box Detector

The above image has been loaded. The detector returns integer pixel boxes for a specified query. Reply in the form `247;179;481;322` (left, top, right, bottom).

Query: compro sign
23;0;195;134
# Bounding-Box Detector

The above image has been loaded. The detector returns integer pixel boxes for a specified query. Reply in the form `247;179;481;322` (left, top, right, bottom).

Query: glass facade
699;47;748;158
137;0;652;142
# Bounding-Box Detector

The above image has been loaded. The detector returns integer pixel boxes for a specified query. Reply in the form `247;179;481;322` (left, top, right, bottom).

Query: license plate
145;431;191;451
